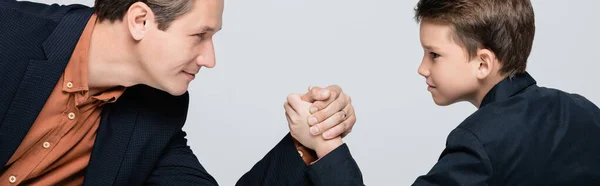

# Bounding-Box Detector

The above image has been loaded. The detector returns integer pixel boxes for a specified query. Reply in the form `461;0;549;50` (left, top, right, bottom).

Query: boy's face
418;20;479;106
136;0;223;96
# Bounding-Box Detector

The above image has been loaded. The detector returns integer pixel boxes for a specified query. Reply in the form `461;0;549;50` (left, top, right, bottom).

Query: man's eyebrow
198;25;222;32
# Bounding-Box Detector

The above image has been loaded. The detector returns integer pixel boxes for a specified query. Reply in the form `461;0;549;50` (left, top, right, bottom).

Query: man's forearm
307;144;364;186
315;138;343;159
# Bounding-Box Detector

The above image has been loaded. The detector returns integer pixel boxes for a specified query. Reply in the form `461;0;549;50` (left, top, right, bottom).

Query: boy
413;0;600;185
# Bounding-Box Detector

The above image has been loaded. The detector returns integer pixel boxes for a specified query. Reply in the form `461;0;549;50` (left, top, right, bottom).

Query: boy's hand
301;85;356;139
285;94;343;158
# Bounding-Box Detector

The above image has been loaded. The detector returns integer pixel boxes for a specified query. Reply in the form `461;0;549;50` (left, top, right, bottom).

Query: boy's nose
418;60;430;77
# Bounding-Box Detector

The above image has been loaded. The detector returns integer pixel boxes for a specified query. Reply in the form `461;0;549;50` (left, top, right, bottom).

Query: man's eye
195;33;205;38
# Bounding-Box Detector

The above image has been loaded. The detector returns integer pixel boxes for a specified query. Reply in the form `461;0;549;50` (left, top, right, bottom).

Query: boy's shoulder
457;85;599;144
449;85;600;182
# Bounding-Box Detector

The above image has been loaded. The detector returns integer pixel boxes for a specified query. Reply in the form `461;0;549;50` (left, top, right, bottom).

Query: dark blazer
0;1;363;185
413;72;600;185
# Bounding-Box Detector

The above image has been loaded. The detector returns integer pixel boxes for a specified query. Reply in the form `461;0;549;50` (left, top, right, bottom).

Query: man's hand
301;85;356;139
285;94;343;158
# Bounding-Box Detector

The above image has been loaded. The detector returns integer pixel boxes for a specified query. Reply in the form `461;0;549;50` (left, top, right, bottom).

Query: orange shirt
0;14;125;185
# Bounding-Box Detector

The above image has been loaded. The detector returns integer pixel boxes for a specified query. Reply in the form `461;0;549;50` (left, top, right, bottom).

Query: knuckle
314;101;325;109
333;125;343;135
329;85;342;91
315;124;322;131
330;91;339;99
312;115;320;123
325;118;338;129
316;111;329;121
292;116;302;124
312;87;322;95
339;111;346;121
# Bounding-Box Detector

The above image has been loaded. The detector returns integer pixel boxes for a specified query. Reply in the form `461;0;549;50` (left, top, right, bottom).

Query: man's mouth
183;71;196;80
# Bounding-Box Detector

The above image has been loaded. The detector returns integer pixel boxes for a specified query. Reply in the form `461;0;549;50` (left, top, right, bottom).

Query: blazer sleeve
412;128;493;186
145;130;219;185
236;133;364;186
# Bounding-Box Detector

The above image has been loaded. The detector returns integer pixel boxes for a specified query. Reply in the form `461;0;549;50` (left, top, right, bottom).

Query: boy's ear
473;48;497;80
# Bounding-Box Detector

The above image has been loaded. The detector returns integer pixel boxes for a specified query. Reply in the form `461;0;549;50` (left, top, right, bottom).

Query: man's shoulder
116;85;191;126
0;1;93;54
0;1;90;23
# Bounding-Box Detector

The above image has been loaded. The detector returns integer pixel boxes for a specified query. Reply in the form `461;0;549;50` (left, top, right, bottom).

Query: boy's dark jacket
414;72;600;185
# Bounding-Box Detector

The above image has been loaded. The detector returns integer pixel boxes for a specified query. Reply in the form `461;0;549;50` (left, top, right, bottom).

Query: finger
285;112;294;124
322;122;346;140
337;106;356;139
301;86;330;103
287;94;305;113
285;112;296;132
325;85;343;97
309;106;348;136
308;86;344;114
308;93;348;126
284;100;297;116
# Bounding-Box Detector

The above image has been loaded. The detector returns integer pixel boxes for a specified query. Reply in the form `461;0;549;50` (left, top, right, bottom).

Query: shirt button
66;82;73;88
43;142;51;149
8;176;16;183
298;150;303;157
68;112;76;120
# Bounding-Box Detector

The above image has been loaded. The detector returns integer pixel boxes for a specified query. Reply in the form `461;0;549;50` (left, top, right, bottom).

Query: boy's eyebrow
423;44;439;50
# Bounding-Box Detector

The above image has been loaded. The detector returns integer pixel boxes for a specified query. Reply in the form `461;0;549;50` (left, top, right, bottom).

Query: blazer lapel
83;91;138;185
0;8;93;166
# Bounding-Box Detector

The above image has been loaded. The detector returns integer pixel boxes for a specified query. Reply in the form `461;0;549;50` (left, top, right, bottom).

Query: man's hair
94;0;193;30
414;0;535;77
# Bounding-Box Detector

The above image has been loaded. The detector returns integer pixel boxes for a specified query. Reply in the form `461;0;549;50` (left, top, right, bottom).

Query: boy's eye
429;52;440;59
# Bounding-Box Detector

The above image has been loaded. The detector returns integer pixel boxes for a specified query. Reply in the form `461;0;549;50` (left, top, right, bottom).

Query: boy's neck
470;73;508;109
87;21;146;96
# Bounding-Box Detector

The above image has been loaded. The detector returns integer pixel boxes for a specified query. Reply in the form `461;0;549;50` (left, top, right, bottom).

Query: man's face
417;20;479;106
137;0;224;96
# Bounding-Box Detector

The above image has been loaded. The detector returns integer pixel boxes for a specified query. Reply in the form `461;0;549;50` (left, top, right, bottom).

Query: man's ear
473;48;497;80
126;2;154;41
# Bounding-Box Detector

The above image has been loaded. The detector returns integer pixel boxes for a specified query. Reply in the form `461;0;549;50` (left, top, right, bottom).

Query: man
0;0;363;185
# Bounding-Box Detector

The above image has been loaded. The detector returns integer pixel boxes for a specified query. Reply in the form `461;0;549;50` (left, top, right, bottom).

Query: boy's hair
414;0;535;77
94;0;193;31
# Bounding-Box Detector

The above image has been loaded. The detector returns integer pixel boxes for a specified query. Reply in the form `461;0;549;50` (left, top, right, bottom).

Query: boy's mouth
426;81;436;88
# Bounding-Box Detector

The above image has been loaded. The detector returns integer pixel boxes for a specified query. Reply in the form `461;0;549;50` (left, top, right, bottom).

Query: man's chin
155;83;189;96
168;86;189;96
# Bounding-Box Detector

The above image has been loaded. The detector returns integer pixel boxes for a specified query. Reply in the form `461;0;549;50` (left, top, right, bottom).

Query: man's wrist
291;136;318;165
315;138;343;159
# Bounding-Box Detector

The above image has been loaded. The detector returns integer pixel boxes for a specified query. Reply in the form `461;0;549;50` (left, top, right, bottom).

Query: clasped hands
284;85;356;159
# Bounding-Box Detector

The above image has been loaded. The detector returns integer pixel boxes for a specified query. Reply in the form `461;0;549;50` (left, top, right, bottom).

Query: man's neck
87;20;145;96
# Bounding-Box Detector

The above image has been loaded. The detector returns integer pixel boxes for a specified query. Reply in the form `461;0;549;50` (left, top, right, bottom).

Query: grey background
26;0;600;185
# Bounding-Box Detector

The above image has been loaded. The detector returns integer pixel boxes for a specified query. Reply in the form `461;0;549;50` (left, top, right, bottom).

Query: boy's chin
432;97;456;106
